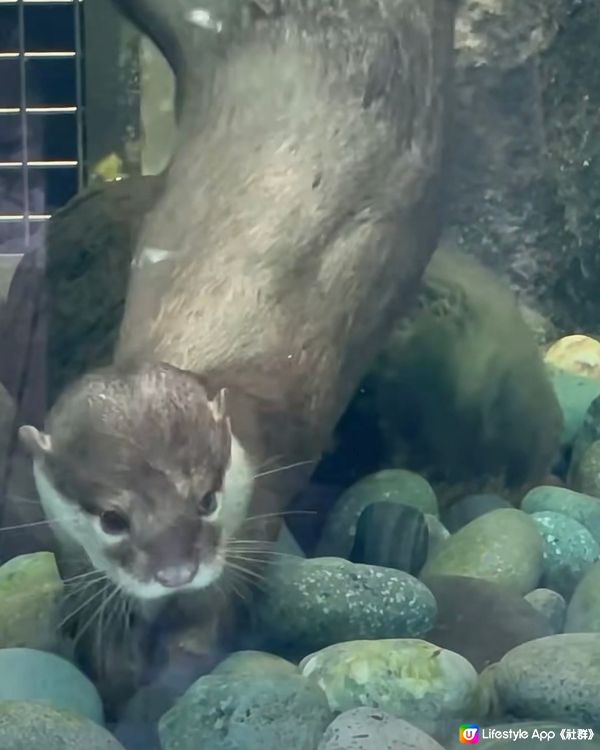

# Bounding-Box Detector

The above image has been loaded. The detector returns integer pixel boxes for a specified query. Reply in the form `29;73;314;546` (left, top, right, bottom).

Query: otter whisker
61;573;108;607
252;459;317;480
0;515;79;533
241;509;316;524
76;584;120;648
58;580;110;631
4;493;41;505
224;560;267;591
62;569;106;585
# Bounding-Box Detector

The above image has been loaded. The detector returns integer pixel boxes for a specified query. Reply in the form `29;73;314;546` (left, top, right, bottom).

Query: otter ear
208;388;227;423
19;425;52;459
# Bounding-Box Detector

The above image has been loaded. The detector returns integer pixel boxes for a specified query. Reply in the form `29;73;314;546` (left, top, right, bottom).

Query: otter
16;0;456;697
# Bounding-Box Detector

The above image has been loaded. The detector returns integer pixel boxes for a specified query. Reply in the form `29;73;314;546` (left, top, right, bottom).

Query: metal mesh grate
0;0;85;254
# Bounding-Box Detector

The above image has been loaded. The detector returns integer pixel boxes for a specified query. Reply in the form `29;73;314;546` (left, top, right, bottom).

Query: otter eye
198;491;218;516
100;510;129;535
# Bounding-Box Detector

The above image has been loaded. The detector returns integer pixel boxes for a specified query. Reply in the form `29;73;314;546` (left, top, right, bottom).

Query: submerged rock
0;648;103;724
492;634;600;726
564;562;600;633
300;639;477;739
421;509;543;594
255;557;436;658
159;673;332;750
318;708;445;750
547;368;600;447
316;470;438;559
424;515;450;560
423;576;553;671
348;502;429;576
441;494;512;534
0;701;123;749
545;335;600;381
521;486;600;546
524;589;566;633
530;512;599;598
0;552;64;651
570;441;600;499
211;650;297;677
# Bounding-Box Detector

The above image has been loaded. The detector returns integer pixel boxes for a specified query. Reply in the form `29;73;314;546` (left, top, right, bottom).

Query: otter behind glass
13;0;456;713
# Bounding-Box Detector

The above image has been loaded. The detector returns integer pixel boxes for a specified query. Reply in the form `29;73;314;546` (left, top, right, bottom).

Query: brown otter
18;0;455;695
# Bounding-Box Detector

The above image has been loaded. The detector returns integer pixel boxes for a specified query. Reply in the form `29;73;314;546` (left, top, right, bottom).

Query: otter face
20;364;254;601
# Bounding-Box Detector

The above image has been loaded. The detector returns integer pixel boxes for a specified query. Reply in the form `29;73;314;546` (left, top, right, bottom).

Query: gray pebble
255;557;436;657
522;486;600;546
564;562;600;633
524;589;566;633
530;511;599;598
318;708;445;750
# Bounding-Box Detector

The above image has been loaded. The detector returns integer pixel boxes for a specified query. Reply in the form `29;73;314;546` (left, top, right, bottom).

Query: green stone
317;470;438;558
421;509;543;594
212;650;298;677
564;562;600;633
570;440;600;499
521;486;600;546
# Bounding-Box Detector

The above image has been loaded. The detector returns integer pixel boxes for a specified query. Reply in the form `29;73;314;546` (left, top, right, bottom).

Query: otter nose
154;561;198;588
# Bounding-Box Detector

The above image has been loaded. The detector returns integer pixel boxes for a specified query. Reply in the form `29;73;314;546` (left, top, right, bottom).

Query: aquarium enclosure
1;1;600;749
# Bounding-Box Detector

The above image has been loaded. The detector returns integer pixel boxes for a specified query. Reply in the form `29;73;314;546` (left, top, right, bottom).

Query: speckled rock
300;639;477;739
349;502;429;576
318;708;445;750
545;335;600;381
420;509;543;595
530;512;600;598
423;576;553;671
159;673;332;750
0;553;63;650
212;651;298;677
524;589;566;633
564;562;600;633
316;471;438;558
0;701;123;749
425;515;450;560
547;367;600;447
255;557;437;657
441;494;512;534
570;392;600;472
571;440;600;499
521;486;600;546
492;634;600;726
0;648;103;724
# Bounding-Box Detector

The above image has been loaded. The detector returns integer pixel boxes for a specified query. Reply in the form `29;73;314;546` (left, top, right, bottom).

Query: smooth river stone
348;502;429;575
211;650;298;677
0;648;104;724
545;335;600;380
423;576;553;671
420;509;543;595
0;701;124;750
0;552;63;650
564;561;600;632
318;708;445;750
530;511;600;597
300;639;478;739
547;366;600;447
159;673;332;750
524;589;567;633
570;440;600;498
255;557;436;658
317;470;438;558
493;633;600;726
521;486;600;546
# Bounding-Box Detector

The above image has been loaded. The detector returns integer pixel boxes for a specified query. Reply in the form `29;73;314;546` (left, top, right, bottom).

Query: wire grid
0;0;85;254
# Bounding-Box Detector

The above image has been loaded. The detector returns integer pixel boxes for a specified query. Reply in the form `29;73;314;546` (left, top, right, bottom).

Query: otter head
20;363;254;600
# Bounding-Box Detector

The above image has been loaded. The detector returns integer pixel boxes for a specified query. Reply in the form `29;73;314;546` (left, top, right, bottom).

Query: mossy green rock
564;562;600;633
212;650;297;677
570;440;600;499
521;486;600;546
420;509;543;594
300;639;477;738
524;589;566;634
0;701;124;749
530;512;600;598
159;673;332;750
255;557;437;657
0;552;63;650
548;367;600;447
493;634;600;726
316;470;438;558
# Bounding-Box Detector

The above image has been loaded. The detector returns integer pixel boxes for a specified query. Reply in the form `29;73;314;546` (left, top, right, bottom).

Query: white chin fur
31;432;255;600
